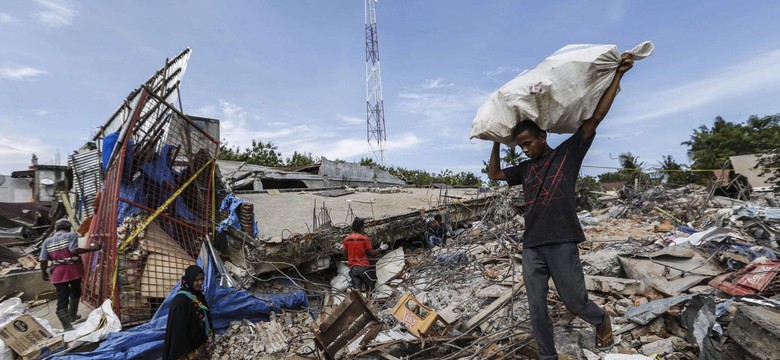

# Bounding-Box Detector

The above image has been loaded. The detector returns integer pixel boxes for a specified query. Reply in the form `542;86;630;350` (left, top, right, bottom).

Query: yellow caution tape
111;159;214;296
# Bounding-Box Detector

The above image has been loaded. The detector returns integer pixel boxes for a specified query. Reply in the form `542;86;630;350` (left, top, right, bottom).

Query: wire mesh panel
82;84;219;324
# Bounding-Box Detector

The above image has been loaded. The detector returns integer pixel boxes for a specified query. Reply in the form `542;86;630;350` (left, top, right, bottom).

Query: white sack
63;299;122;344
471;41;654;145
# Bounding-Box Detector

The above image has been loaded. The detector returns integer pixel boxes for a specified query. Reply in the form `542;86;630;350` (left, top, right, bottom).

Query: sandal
595;313;614;350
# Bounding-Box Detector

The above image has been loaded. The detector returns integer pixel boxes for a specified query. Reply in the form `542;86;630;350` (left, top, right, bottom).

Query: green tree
682;114;780;184
618;152;644;173
656;155;691;186
757;153;780;189
218;140;283;167
285;151;318;167
481;160;500;187
360;157;378;167
387;165;481;187
501;146;526;167
597;152;646;183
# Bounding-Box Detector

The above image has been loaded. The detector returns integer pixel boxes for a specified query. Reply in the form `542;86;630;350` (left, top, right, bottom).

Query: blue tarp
115;144;196;225
216;193;258;238
55;247;308;359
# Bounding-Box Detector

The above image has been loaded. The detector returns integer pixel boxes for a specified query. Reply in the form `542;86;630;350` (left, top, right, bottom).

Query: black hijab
162;265;213;359
181;265;207;300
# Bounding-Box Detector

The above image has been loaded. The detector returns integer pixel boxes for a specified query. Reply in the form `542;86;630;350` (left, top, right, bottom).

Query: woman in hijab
163;265;214;359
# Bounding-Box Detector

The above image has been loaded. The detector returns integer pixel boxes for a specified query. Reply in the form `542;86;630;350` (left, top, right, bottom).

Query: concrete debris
210;312;317;359
2;139;779;360
727;304;780;360
584;275;654;297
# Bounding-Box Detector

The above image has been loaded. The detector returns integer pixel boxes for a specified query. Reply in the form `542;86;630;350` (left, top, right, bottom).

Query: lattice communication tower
365;0;387;165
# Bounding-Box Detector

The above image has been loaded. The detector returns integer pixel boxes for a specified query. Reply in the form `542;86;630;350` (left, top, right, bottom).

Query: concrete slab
727;304;780;359
0;270;52;301
239;187;480;241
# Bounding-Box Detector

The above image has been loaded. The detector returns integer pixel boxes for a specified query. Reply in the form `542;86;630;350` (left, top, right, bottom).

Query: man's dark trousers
522;242;606;360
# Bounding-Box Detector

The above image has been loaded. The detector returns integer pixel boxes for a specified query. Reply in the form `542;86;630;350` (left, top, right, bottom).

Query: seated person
421;210;448;249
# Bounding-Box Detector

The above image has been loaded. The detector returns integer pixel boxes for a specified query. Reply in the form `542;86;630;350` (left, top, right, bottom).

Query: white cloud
0;65;47;80
0;13;17;24
386;132;423;151
192;100;426;164
337;114;364;125
484;66;523;80
34;0;77;28
421;78;453;89
0;118;53;173
397;86;490;126
625;48;780;123
35;109;53;116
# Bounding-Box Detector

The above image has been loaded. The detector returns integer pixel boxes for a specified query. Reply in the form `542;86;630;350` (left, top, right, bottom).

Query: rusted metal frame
142;84;219;144
131;100;174;166
141;85;220;229
92;49;188;141
93;98;135;141
117;197;206;235
82;169;113;305
83;90;148;314
108;91;150;318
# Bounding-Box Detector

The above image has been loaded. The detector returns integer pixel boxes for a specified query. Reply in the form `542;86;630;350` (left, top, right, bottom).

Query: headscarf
180;265;205;294
177;265;212;337
163;265;213;359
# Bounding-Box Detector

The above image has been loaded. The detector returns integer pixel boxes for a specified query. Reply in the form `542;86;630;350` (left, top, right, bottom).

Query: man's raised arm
581;53;634;140
487;142;506;180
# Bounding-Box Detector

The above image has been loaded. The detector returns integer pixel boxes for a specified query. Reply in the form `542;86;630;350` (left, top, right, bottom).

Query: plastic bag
471;41;654;145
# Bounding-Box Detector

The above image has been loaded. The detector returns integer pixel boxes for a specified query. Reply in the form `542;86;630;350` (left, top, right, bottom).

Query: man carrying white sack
488;53;634;359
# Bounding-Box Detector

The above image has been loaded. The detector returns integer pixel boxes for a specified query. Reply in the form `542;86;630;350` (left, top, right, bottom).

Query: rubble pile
210;312;317;360
203;183;780;359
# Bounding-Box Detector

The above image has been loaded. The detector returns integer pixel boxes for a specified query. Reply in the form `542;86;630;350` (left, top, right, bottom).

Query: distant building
0;174;32;203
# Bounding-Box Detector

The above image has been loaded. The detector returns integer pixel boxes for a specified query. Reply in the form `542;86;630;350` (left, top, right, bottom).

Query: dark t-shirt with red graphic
502;127;593;248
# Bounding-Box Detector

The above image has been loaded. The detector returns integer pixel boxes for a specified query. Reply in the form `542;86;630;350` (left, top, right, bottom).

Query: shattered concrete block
581;249;622;277
476;284;510;298
638;336;687;356
727;305;780;360
584;276;649;296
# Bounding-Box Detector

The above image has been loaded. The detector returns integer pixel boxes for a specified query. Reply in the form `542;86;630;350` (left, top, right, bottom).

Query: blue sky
1;1;779;180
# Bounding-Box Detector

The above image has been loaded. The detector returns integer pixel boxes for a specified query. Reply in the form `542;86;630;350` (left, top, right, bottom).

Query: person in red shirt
342;218;386;292
39;219;102;330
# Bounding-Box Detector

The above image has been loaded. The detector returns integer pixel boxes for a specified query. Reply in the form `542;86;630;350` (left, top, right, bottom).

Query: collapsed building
0;48;779;360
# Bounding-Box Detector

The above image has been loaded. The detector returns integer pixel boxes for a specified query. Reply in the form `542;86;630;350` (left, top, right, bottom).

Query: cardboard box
0;314;64;359
19;335;65;360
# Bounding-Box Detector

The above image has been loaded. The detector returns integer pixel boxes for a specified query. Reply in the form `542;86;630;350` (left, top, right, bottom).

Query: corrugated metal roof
69;149;102;218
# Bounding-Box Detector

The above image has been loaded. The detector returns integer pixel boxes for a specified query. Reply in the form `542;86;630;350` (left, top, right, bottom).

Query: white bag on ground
471;41;654;145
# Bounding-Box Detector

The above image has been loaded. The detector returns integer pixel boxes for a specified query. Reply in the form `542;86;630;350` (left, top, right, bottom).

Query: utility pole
365;0;387;166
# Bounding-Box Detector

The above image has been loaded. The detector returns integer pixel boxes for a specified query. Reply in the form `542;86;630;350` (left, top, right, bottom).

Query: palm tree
657;155;688;185
501;146;526;167
618;152;644;174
